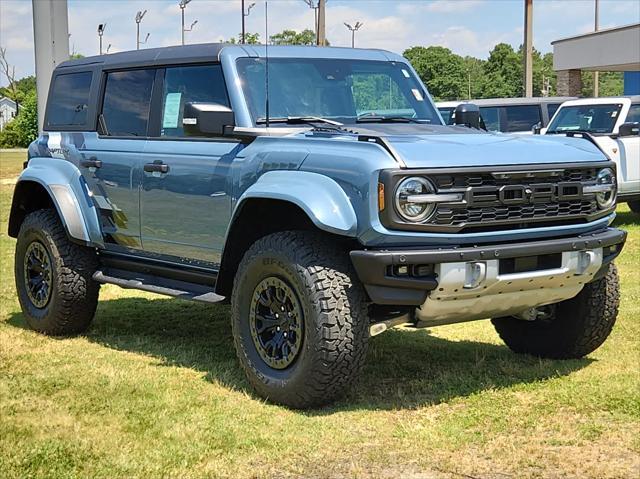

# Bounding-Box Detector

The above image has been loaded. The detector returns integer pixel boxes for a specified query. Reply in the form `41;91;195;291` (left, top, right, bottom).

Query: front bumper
350;227;626;315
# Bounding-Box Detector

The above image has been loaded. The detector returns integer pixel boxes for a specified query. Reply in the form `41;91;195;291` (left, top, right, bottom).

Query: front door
140;64;240;267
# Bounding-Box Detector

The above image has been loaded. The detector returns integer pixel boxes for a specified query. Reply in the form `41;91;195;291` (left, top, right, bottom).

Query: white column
32;0;69;132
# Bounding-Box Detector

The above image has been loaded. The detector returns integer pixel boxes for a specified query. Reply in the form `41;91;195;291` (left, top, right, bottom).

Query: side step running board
93;268;225;304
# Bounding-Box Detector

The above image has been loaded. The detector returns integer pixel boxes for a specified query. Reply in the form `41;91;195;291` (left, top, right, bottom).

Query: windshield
547;103;623;134
236;58;441;126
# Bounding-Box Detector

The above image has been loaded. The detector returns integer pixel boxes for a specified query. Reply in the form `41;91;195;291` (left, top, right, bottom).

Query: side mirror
183;102;235;136
453;103;481;129
532;122;542;135
618;122;639;137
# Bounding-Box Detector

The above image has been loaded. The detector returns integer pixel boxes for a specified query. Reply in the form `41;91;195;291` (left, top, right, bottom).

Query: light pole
241;1;256;44
302;0;319;43
343;21;363;48
98;23;106;55
135;10;147;50
317;0;326;46
179;0;197;45
594;0;600;97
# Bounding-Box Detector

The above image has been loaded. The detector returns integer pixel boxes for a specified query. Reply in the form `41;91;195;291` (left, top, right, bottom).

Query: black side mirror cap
453;103;481;129
183;102;235;137
532;122;542;135
618;122;639;137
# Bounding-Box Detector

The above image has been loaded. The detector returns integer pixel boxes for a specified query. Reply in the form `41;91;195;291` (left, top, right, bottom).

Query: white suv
544;96;640;212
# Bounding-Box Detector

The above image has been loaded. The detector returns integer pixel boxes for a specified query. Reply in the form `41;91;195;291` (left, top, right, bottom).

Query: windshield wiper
356;114;428;124
255;116;344;126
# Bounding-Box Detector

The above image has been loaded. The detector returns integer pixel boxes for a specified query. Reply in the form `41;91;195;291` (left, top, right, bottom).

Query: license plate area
499;253;562;275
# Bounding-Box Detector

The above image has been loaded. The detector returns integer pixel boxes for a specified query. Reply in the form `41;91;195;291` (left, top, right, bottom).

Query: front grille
379;162;613;234
434;200;598;227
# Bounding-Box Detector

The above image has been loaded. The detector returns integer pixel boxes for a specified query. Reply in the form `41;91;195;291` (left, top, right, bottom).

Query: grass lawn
1;148;639;478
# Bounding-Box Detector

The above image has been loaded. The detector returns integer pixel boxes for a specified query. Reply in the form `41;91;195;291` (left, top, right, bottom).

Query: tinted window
47;71;93;127
479;106;500;131
160;64;229;137
627;104;640;124
102;69;155;137
547;103;562;120
503;105;541;132
438;107;455;125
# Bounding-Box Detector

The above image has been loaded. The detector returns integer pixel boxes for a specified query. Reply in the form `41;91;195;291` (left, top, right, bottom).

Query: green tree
269;29;317;46
226;32;261;44
0;90;38;148
403;46;466;101
581;71;623;97
463;56;485;100
480;43;522;98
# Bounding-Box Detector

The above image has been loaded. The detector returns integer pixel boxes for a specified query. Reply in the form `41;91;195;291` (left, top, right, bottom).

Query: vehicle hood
338;124;608;168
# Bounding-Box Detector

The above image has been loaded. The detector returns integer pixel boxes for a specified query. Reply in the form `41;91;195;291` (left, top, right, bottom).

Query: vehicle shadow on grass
613;209;639;228
8;296;592;412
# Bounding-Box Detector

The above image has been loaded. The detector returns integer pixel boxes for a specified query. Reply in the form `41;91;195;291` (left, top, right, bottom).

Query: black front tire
15;209;100;335
628;200;640;214
492;263;620;359
231;231;369;408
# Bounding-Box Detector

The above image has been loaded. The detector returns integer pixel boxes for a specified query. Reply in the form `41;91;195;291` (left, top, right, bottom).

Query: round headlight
595;168;617;209
394;177;436;222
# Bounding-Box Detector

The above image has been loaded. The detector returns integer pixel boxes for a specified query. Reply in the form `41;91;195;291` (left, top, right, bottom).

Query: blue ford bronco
9;44;626;408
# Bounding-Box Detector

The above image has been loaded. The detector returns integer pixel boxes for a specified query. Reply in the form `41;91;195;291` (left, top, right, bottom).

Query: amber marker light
378;182;385;212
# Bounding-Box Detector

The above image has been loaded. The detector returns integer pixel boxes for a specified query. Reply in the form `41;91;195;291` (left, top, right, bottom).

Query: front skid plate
415;249;603;323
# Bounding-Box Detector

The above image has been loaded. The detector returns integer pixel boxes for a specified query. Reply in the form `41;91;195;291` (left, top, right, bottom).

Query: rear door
617;103;640;193
82;68;156;252
139;63;241;267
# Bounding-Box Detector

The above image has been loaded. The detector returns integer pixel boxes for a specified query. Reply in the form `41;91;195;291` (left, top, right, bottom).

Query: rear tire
628;200;640;214
231;231;369;408
492;263;619;359
15;209;100;335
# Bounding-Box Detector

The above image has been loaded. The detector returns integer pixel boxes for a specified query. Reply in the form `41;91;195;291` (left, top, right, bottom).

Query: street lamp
179;0;197;45
302;0;319;42
135;10;148;50
241;1;256;44
344;21;363;48
97;23;106;55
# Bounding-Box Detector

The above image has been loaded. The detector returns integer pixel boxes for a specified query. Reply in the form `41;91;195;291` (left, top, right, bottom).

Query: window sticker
611;111;618;117
401;69;410;78
162;92;182;128
411;88;424;101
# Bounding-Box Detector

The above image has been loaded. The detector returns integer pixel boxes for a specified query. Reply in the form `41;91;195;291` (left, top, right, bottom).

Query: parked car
544;96;640;212
9;44;626;408
437;97;575;133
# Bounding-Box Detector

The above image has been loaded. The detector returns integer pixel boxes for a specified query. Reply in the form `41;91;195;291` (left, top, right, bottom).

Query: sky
1;0;639;86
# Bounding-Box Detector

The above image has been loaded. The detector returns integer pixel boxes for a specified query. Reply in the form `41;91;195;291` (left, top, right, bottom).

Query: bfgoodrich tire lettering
492;263;620;359
15;209;100;335
231;231;369;408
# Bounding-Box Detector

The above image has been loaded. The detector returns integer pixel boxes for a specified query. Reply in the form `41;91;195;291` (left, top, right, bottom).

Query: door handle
80;157;102;169
144;161;169;174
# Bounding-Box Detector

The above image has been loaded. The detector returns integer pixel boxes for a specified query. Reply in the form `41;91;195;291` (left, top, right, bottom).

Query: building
0;96;19;131
552;23;640;96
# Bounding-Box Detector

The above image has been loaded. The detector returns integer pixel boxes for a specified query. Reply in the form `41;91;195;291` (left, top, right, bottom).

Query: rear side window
160;64;229;137
46;71;93;127
503;105;541;132
547;103;562;120
627;104;640;124
479;107;500;131
101;69;155;137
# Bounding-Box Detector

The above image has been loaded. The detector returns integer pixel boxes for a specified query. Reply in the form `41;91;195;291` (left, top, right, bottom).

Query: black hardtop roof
57;43;231;71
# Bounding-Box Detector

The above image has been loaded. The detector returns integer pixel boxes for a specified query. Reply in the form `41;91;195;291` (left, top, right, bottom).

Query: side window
547;103;562;120
503;105;542;132
46;71;93;127
101;69;155;137
626;104;640;124
160;64;229;137
479;107;500;132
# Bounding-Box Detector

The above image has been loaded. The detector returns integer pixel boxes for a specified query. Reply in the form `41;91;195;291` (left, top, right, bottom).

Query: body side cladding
9;157;103;247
